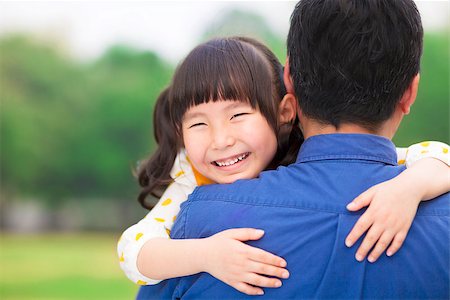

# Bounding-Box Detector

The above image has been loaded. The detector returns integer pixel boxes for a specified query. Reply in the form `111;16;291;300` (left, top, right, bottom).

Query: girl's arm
117;179;192;285
133;190;289;295
345;141;450;263
137;228;289;295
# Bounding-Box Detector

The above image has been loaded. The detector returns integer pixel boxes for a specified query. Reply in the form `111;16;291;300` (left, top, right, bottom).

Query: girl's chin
211;171;255;185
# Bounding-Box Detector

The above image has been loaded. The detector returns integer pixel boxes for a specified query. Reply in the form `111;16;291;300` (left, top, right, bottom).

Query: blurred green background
0;1;448;299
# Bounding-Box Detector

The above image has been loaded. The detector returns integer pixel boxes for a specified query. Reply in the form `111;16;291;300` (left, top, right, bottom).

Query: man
138;0;449;298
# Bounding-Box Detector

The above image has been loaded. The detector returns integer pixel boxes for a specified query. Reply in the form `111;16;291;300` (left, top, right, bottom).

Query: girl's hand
201;228;289;296
345;158;449;263
345;178;421;263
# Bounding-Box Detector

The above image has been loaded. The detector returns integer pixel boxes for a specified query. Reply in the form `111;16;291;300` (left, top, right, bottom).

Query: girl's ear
278;93;297;124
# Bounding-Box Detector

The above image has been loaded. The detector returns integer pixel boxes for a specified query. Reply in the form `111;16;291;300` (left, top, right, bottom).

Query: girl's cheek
184;133;206;161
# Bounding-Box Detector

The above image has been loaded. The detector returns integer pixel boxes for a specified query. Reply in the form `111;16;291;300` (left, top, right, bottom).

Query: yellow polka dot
119;252;125;262
161;198;172;206
165;228;171;236
443;148;448;154
154;217;165;223
135;233;144;241
137;280;147;285
398;159;406;165
421;150;429;154
421;142;430;147
173;215;177;222
175;171;185;178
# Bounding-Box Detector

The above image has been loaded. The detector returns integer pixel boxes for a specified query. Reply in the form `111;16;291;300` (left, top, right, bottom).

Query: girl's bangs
169;38;274;127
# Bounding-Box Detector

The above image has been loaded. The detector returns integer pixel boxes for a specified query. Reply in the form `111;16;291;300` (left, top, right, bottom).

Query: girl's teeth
215;153;248;167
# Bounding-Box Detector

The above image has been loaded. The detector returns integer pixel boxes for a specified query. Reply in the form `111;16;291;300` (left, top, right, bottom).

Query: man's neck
301;119;395;140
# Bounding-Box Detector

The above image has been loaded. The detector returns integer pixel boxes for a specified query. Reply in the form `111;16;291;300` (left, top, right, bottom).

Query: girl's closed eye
231;112;250;120
188;122;207;129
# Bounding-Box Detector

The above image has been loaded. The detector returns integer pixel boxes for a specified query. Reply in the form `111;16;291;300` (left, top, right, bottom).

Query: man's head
286;0;423;133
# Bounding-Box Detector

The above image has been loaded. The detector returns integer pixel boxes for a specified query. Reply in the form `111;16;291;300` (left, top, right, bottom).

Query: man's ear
399;73;420;115
278;93;297;124
284;57;295;95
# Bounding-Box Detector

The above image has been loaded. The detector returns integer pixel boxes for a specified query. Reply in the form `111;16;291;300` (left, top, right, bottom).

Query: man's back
138;134;449;299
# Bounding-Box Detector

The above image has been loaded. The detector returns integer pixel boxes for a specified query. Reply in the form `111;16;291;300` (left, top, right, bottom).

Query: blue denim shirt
137;134;449;299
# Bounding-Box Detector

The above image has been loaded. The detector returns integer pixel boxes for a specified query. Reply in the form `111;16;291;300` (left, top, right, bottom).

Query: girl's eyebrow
219;100;252;113
225;101;249;110
183;111;204;122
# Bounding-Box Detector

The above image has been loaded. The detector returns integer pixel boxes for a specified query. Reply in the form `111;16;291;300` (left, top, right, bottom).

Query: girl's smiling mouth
212;152;250;167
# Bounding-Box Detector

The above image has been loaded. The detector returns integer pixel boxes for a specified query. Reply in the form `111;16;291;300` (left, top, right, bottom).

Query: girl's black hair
235;37;303;169
137;37;303;209
137;87;176;206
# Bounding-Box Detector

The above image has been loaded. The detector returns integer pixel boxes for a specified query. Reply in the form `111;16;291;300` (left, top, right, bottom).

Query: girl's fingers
386;231;407;257
367;230;395;263
247;245;287;267
248;260;290;279
346;213;373;248
355;225;383;262
245;273;283;289
347;188;375;211
234;282;264;296
219;228;265;241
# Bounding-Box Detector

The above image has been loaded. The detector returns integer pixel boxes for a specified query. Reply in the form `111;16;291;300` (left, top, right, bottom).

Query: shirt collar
296;133;398;165
169;148;214;187
170;148;197;186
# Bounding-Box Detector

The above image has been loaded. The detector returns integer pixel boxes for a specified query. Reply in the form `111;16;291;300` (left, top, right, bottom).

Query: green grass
0;233;139;300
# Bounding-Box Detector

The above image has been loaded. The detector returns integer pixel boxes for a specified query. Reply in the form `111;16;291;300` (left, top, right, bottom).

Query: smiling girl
182;100;278;184
117;37;449;295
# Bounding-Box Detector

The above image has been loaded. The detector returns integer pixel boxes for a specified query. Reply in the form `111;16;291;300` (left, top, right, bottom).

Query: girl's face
182;100;277;184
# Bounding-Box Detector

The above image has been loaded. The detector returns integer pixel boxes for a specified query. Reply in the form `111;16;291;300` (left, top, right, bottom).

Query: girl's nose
211;127;235;150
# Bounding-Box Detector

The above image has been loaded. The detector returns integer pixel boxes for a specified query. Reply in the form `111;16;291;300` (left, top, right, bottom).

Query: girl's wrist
392;168;425;204
194;238;213;274
401;161;432;202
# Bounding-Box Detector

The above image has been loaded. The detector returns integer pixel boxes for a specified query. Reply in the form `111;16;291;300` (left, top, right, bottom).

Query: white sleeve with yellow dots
396;141;449;167
117;150;197;286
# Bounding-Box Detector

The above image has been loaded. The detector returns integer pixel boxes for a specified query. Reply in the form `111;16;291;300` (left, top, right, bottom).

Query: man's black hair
287;0;423;130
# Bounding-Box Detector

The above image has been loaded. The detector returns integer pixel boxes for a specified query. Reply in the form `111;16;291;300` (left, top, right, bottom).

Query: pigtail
275;117;304;167
137;87;178;209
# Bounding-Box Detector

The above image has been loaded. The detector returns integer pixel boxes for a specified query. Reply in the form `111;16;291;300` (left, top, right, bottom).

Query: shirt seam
188;196;449;217
178;196;191;239
298;155;397;165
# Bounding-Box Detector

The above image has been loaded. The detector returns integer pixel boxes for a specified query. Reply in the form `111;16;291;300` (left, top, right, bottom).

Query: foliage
0;36;173;206
201;10;287;63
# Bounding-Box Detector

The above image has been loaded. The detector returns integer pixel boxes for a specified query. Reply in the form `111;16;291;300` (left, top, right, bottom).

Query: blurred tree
201;9;286;62
79;45;172;199
0;35;87;203
0;35;173;208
